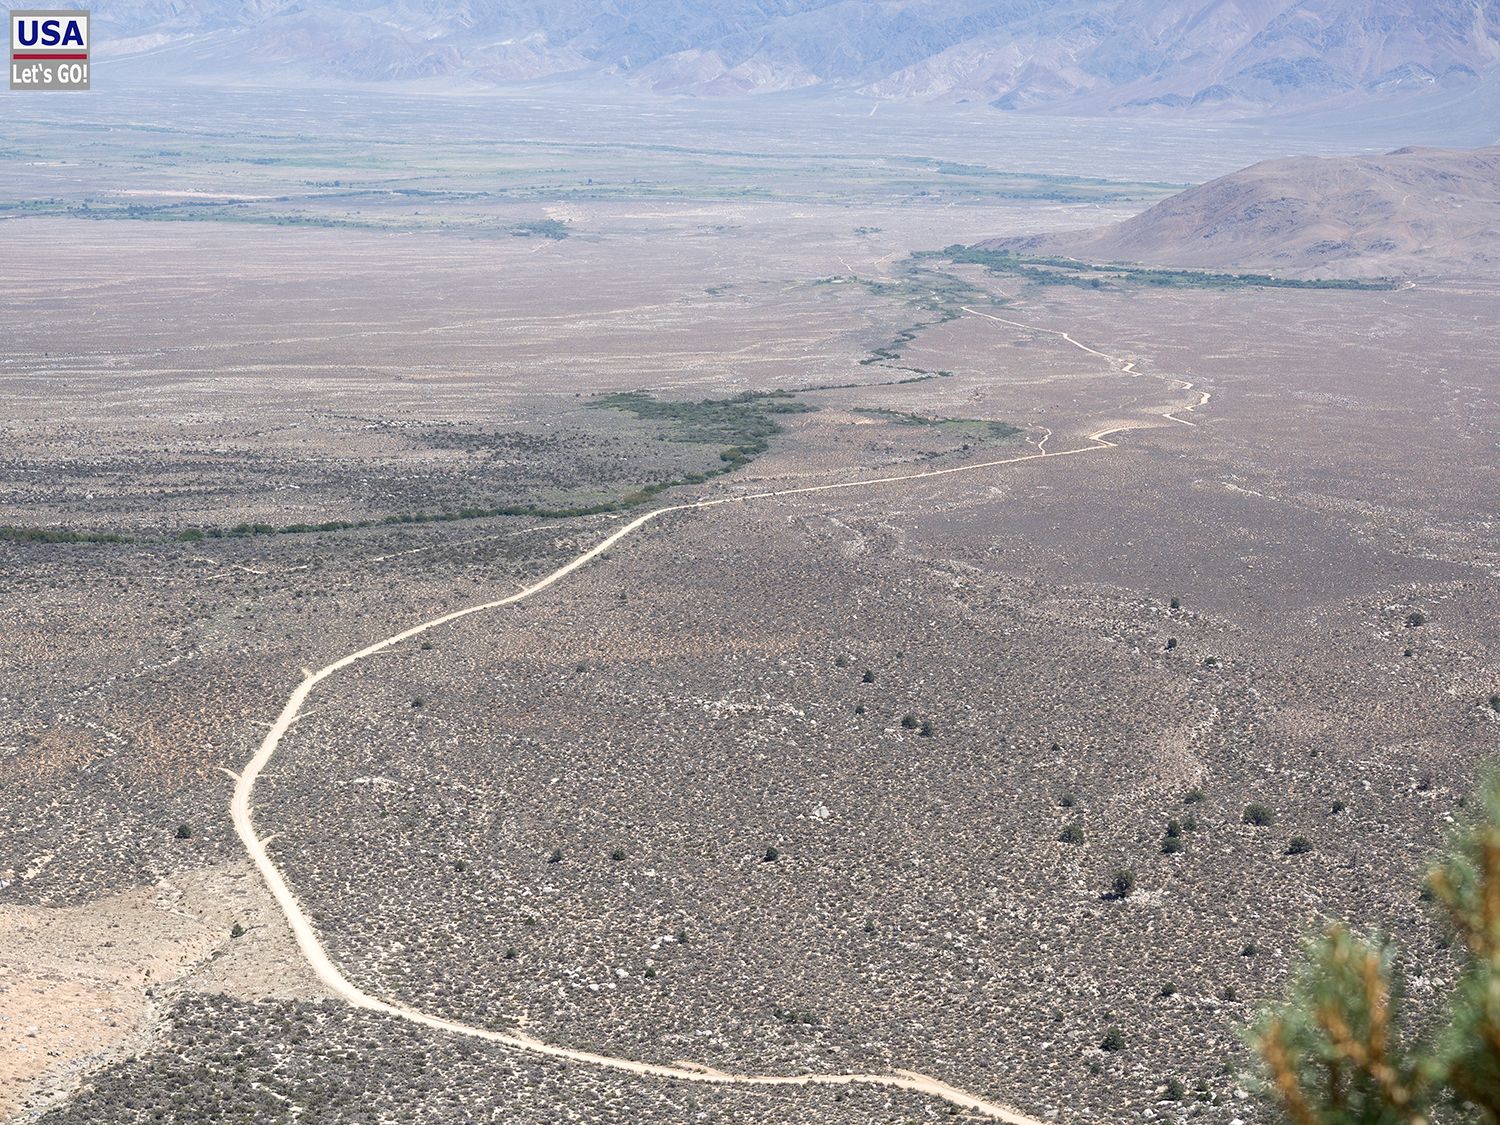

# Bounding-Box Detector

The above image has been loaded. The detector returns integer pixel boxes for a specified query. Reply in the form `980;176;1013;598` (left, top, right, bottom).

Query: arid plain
2;91;1498;1123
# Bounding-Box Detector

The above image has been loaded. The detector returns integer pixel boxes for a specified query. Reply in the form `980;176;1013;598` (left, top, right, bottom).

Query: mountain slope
976;144;1500;277
90;0;1500;123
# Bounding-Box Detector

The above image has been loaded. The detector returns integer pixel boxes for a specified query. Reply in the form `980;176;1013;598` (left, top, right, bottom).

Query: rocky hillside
92;0;1500;122
976;144;1500;278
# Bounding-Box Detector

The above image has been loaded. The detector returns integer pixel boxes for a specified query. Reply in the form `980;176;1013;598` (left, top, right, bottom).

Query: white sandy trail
232;314;1189;1121
961;306;1208;427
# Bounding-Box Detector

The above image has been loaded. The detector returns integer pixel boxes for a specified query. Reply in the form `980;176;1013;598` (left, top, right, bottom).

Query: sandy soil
0;863;323;1120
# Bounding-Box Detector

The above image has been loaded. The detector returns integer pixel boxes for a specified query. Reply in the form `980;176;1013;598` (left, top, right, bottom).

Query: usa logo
10;9;90;90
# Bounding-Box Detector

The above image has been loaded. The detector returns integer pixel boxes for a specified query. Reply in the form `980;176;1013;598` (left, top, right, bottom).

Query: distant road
231;315;1206;1121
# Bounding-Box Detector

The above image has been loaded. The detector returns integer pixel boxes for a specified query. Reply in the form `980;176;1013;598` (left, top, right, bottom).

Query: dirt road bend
232;321;1192;1121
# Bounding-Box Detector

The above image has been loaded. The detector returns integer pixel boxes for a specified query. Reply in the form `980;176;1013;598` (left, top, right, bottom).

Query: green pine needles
1252;775;1500;1123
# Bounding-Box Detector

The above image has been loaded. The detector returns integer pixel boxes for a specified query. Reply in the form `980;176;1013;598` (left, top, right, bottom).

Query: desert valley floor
1;91;1498;1124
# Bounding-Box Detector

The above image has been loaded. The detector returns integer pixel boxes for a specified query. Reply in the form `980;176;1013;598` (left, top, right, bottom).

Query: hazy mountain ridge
90;0;1500;122
976;143;1500;277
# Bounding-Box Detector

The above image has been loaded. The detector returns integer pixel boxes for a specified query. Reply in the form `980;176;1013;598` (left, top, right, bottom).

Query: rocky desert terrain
2;80;1497;1125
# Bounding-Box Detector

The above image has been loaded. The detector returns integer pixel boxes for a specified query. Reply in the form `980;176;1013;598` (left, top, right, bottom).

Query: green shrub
1059;823;1085;845
1286;836;1313;856
1110;870;1136;899
1244;803;1275;826
1101;1027;1125;1051
1252;770;1500;1124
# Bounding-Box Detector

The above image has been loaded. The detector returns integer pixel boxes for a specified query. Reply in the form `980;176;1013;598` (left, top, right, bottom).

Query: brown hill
979;144;1500;278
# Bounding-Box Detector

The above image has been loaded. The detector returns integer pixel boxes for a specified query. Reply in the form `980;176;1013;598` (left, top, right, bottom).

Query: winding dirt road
230;316;1206;1121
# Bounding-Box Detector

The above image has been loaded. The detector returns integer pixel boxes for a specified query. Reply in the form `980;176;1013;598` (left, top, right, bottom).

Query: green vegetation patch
854;407;1020;441
592;389;815;470
0;525;132;544
936;246;1400;292
165;391;816;543
508;218;568;239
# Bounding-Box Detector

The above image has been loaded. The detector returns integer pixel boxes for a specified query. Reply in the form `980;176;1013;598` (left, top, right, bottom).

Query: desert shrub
1163;1078;1185;1100
610;848;626;861
1184;788;1205;804
862;669;875;683
230;922;245;938
1101;1027;1125;1051
1244;803;1275;827
900;713;918;730
763;846;780;862
547;848;563;864
1331;800;1346;814
1059;823;1085;845
1162;836;1184;855
1111;870;1136;899
918;719;934;737
1060;793;1077;808
1406;610;1427;627
1286;836;1313;856
175;823;192;839
1165;819;1182;839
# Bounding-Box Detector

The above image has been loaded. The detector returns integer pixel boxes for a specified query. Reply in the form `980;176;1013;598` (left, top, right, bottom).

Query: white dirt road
230;317;1205;1121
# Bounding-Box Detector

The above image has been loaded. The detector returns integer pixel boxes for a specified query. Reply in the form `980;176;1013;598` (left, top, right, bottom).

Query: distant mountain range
92;1;1500;121
977;144;1500;277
